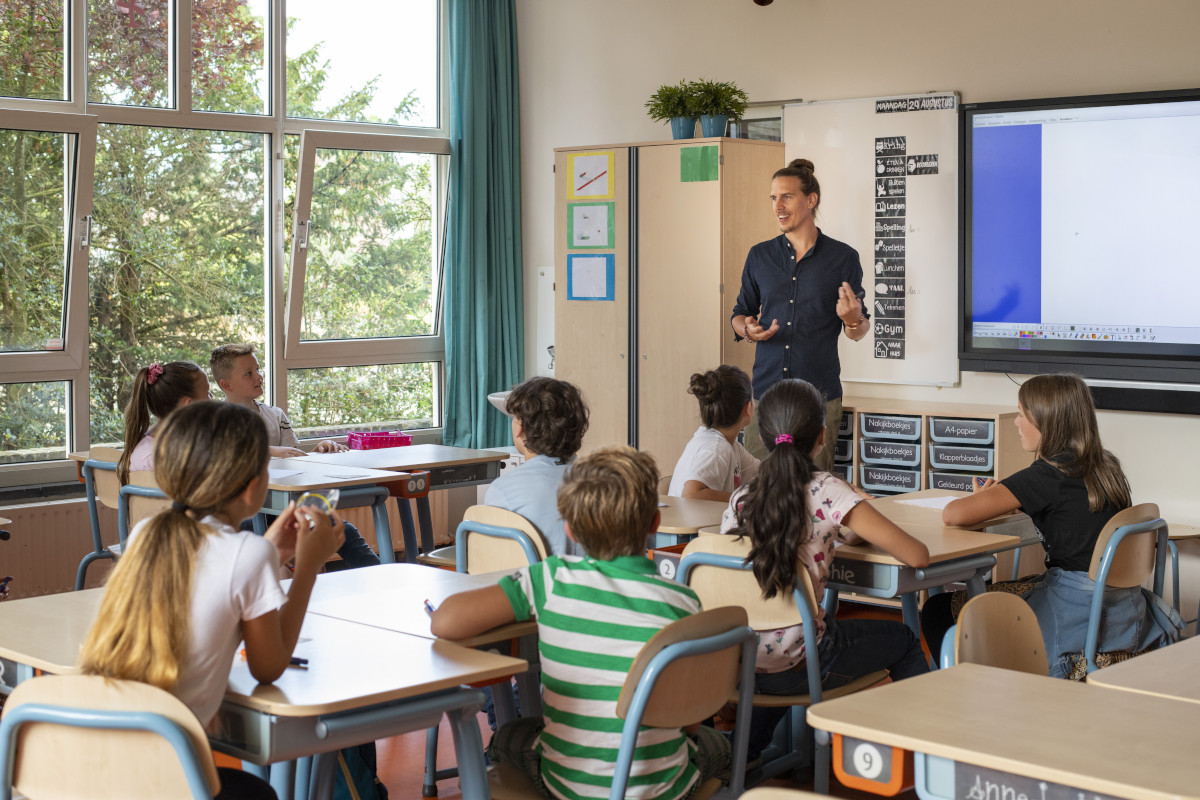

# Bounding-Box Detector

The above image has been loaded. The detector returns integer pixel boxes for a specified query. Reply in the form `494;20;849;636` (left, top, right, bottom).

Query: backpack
333;742;389;800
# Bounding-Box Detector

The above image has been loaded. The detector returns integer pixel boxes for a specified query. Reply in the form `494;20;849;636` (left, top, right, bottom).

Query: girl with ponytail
119;360;211;483
80;401;344;741
718;379;929;756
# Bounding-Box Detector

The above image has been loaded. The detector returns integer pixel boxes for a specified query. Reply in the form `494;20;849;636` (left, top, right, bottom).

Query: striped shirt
499;554;703;800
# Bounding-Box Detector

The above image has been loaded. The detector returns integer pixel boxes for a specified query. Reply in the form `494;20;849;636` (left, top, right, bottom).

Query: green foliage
0;0;64;100
644;80;694;122
689;79;750;121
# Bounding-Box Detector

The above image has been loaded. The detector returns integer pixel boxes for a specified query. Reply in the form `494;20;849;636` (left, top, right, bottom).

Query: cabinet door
636;143;723;474
555;148;630;454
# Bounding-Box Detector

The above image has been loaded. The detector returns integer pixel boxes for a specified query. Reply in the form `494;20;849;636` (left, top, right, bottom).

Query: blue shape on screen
972;125;1041;323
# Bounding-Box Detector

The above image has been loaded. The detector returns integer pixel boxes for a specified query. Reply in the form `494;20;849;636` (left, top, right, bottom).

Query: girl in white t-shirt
668;365;760;501
721;379;930;757
118;360;211;483
80;401;343;798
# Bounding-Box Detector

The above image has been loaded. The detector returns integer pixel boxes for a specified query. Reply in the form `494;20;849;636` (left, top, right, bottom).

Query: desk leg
901;593;921;639
373;495;396;564
266;760;294;800
395;497;419;564
294;758;311;800
514;634;543;718
417;496;436;556
252;513;268;536
964;568;989;598
1168;539;1180;612
310;752;337;800
446;702;490;800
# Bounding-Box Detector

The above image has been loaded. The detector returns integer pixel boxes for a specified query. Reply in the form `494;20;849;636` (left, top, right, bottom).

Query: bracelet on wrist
844;317;865;331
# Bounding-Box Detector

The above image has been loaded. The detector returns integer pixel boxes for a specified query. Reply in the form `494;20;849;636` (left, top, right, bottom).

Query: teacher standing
730;158;869;469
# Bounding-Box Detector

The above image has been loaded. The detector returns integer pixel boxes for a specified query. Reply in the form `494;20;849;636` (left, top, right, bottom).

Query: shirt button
787;322;792;326
790;299;794;304
783;368;788;372
785;345;790;349
792;277;796;281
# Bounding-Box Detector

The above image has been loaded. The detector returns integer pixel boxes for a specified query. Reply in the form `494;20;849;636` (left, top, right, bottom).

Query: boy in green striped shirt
431;446;730;800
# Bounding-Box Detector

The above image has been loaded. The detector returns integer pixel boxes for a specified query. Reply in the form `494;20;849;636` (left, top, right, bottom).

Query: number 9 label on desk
833;734;913;795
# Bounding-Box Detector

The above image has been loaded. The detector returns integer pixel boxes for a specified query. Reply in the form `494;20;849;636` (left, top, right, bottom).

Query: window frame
0;0;450;488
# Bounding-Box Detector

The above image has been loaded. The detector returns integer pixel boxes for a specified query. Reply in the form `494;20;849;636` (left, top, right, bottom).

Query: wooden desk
1086;636;1200;705
651;495;728;546
303;445;510;562
0;584;526;800
808;663;1200;800
827;489;1037;634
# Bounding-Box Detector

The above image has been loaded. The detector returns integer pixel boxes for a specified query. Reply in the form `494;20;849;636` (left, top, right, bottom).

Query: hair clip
775;434;793;445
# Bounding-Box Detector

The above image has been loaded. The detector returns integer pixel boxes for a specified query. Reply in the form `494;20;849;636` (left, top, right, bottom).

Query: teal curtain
442;0;524;449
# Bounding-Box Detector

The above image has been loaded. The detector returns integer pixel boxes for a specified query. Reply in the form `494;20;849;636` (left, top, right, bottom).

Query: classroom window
0;0;66;102
285;0;439;128
88;0;173;108
191;0;270;115
286;362;439;435
0;381;69;464
0;128;70;354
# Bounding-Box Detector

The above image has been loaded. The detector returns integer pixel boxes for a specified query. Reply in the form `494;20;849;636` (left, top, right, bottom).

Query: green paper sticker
681;146;718;182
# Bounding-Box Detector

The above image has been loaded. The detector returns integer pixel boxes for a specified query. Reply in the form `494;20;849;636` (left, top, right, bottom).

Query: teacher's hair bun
789;158;815;173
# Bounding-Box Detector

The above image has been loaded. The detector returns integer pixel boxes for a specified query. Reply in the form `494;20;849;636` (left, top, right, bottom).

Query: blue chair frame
939;624;958;669
1084;515;1169;674
0;704;213;800
454;519;542;573
678;549;854;793
76;455;121;590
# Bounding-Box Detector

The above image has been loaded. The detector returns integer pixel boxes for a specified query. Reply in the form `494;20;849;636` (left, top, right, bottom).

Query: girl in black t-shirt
921;374;1178;678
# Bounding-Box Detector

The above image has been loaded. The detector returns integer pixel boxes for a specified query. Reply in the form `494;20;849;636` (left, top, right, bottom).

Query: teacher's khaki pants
743;395;842;474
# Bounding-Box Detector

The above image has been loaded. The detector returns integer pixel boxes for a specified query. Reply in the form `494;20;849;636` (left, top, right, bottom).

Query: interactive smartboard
783;93;960;386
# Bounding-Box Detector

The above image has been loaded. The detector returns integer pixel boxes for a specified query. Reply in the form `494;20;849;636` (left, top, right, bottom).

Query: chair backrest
679;534;817;630
1087;503;1163;588
657;474;673;494
613;606;755;799
457;505;550;574
86;445;124;510
954;592;1048;675
127;470;174;529
0;674;220;800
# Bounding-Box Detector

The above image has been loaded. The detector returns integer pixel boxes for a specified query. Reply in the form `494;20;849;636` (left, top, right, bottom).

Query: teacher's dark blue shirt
731;229;867;401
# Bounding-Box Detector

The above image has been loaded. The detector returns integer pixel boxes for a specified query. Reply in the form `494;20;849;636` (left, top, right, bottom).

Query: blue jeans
240;518;380;569
747;618;928;758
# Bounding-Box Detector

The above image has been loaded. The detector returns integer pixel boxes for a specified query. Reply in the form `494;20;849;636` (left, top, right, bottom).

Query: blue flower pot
699;114;729;137
670;117;697;139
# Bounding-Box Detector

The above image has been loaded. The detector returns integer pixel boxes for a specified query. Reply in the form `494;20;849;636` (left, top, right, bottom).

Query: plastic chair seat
738;669;890;707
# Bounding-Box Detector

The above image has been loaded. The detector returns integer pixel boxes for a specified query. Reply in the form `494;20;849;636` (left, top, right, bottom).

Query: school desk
0;585;527;800
1086;636;1200;706
806;663;1200;800
651;495;729;546
825;489;1038;635
300;445;510;562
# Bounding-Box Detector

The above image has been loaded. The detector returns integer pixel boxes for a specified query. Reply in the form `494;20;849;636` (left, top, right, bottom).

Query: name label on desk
827;560;895;592
956;763;1119;800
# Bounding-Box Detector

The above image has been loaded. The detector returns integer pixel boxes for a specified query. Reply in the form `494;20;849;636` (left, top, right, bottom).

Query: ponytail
731;379;826;599
119;361;206;482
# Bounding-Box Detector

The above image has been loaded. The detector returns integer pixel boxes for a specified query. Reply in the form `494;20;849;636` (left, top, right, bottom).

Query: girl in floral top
720;379;930;756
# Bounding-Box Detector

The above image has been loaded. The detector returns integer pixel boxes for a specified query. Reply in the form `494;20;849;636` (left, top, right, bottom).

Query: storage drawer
930;417;995;445
928;444;994;472
834;436;853;463
831;462;852;483
860;439;921;467
860;465;921;493
859;413;922;441
928;470;992;492
838;412;853;437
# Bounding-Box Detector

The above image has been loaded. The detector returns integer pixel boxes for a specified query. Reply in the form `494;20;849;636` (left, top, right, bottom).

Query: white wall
514;0;1200;523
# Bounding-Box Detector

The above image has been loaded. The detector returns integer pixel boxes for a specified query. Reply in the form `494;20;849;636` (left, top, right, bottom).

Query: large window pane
0;381;68;464
286;0;437;127
88;0;171;107
192;0;268;115
287;362;437;436
88;124;266;443
0;0;66;101
300;149;438;341
0;128;68;352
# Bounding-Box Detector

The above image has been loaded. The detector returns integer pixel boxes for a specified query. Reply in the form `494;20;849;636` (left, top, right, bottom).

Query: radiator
0;492;459;600
0;499;117;600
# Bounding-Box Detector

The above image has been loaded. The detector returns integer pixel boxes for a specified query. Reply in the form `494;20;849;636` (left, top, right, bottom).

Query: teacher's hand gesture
743;315;780;343
836;282;866;327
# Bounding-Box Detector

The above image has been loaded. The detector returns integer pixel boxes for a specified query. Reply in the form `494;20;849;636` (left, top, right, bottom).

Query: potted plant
689;79;749;137
645;80;697;140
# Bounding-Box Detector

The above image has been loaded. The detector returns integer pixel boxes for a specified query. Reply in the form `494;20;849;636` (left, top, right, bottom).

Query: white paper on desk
895;495;957;511
268;468;303;479
323;472;370;479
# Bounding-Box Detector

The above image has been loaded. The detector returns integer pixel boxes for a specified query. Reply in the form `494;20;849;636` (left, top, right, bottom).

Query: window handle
297;219;310;250
80;214;92;248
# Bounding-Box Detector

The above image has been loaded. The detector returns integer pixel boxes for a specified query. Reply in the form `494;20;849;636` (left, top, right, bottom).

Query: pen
289;656;309;668
423;599;436;617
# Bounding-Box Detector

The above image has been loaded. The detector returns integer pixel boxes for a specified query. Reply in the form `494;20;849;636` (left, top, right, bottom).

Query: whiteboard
783;93;959;386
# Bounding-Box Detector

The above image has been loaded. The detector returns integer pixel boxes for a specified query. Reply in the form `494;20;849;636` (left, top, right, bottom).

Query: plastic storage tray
860;439;921;467
927;444;993;472
832;462;853;483
834;436;853;463
838;412;853;437
347;430;413;450
860;465;921;493
859;413;922;441
929;417;995;445
928;470;992;492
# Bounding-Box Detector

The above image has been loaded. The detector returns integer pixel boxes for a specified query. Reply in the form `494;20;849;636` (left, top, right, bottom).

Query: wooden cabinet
554;137;784;472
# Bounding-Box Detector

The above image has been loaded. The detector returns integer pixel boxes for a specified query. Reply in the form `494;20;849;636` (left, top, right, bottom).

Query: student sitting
432;446;730;800
669;365;759;501
79;401;345;800
119;360;211;484
923;373;1183;679
209;342;380;569
721;379;929;757
485;376;589;556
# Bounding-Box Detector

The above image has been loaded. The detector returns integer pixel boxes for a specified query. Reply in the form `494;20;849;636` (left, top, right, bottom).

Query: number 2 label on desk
853;741;885;780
